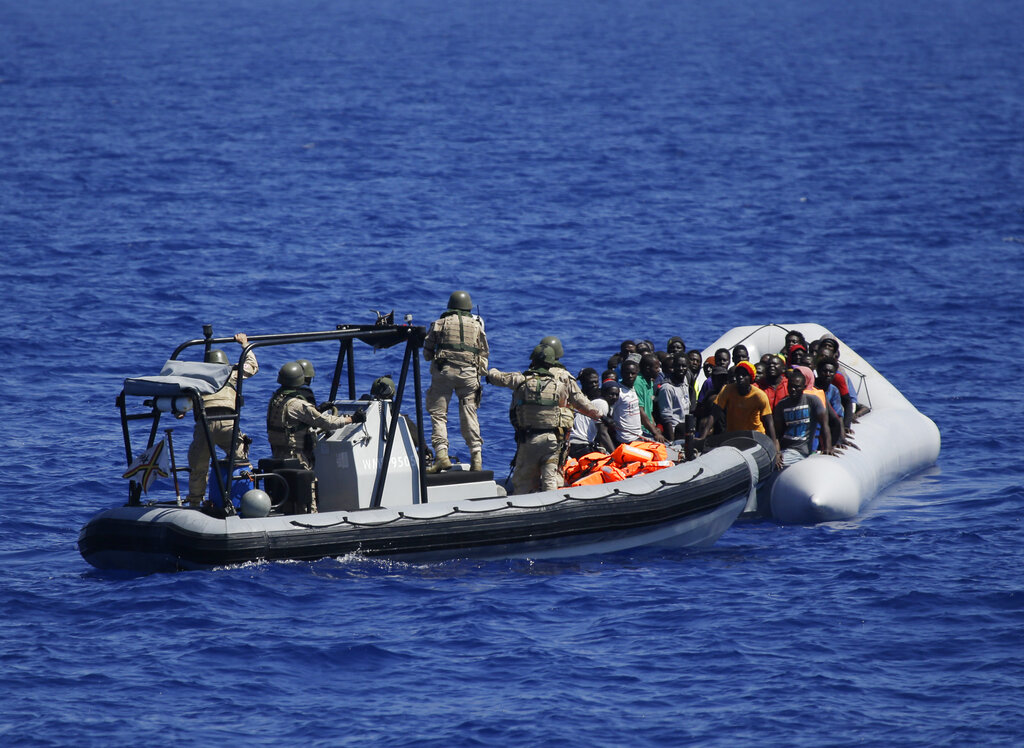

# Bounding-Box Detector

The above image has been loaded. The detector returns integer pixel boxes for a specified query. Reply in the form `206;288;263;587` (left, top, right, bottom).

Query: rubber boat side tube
78;446;762;571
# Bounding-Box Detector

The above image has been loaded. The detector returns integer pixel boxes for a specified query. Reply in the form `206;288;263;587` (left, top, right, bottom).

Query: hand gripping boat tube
700;324;941;523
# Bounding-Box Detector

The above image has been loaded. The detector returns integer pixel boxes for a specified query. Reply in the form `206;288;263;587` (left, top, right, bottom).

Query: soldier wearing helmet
423;290;489;472
486;344;602;494
266;362;364;478
186;333;259;507
535;334;579;441
294;359;318;404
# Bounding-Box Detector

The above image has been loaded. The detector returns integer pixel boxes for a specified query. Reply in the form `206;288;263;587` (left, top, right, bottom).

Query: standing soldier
186;333;258;507
266;361;364;470
486;344;603;495
424;290;489;472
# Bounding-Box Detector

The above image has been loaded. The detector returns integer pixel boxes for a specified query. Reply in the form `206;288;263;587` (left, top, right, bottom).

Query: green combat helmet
277;362;306;388
539;336;564;360
296;359;315;384
371;376;396;400
447;290;472;311
530;344;559;368
205;349;229;365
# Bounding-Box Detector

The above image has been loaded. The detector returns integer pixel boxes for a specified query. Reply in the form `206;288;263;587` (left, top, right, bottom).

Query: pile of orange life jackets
562;441;675;487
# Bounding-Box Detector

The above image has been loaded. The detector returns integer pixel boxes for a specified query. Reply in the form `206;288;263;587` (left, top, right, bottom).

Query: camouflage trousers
425;362;483;454
186;418;248;505
511;432;562;495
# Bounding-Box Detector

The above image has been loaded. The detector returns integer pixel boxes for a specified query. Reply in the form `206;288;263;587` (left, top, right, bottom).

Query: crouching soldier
486;344;603;495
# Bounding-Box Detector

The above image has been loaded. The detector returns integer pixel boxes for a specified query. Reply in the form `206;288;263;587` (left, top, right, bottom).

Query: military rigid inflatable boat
702;323;940;523
79;321;773;572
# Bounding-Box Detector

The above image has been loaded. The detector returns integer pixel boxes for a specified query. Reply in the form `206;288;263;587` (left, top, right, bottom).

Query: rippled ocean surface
2;0;1023;745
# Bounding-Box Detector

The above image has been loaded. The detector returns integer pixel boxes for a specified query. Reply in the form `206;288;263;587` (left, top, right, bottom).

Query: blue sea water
2;0;1024;744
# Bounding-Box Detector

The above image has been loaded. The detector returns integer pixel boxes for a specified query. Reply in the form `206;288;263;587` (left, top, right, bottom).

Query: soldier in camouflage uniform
266;361;363;470
486;344;602;495
186;333;258;507
424;290;489;472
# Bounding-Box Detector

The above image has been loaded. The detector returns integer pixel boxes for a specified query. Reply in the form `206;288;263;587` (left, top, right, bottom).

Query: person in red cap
786;343;810;368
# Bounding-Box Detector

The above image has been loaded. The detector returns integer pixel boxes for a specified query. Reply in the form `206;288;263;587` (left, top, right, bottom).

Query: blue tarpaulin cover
123;360;231;397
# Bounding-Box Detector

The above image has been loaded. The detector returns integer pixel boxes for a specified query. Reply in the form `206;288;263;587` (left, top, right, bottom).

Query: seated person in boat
698;361;779;453
814;359;859;450
486;344;602;494
657;354;692;441
731;344;750;365
695;348;732;404
815;336;859;428
786;343;810;370
568;368;615;458
636;354;668;443
757;354;789;409
694;364;729;437
780;329;807;357
772;369;831;469
793;364;847;452
611;359;665;445
683;350;703;410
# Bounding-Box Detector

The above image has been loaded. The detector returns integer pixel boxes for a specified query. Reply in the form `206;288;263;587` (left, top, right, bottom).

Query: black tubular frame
120;323;429;512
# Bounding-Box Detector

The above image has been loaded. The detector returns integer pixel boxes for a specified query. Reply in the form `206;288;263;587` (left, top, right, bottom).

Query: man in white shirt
568;368;615;458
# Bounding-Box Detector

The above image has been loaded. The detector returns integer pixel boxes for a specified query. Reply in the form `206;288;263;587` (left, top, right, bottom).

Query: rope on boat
285;465;708;529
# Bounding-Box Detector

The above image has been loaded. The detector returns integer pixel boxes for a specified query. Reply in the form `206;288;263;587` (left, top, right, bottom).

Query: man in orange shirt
699;362;779;453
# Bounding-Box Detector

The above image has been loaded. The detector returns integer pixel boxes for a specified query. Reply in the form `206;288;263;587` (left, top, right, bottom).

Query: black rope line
285;465;707;527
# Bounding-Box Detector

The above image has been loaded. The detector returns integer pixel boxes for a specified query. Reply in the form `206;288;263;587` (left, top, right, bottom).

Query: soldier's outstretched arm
485;368;523;390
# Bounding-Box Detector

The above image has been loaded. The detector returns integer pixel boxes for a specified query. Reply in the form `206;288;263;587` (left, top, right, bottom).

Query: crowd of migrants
580;331;869;472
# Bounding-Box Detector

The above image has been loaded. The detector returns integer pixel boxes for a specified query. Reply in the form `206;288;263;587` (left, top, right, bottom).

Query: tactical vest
267;387;307;453
432;311;485;369
202;371;240;411
512;369;563;431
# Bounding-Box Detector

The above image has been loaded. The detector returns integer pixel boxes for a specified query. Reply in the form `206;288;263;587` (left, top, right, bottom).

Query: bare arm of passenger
815;400;833;456
640;408;667;443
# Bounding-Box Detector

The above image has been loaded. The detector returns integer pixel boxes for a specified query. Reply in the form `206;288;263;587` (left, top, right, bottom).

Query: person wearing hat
786;343;810;368
486;344;602;494
267;361;363;473
699;361;779;450
186;333;258;508
423;290;489;473
666;336;686;357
